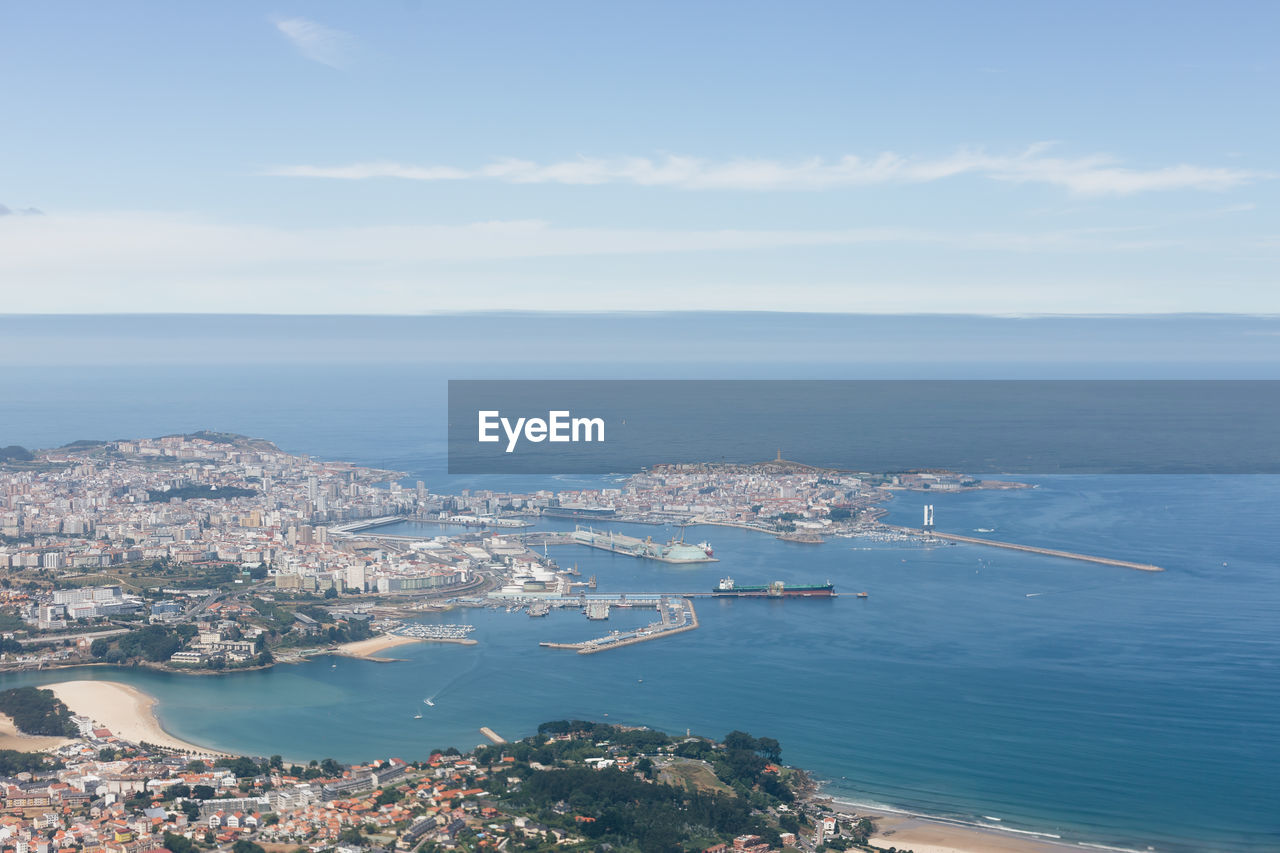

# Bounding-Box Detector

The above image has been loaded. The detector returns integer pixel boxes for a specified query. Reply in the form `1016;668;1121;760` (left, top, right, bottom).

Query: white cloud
1;210;1255;314
265;146;1270;195
0;211;1168;274
274;17;354;69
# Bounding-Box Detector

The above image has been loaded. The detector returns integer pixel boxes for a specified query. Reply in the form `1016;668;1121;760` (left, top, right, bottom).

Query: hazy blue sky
1;2;1277;313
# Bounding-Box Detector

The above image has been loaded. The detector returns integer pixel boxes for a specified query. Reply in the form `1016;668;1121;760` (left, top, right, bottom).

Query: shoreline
326;632;427;660
6;487;1168;848
13;671;1162;850
823;797;1146;853
46;680;230;757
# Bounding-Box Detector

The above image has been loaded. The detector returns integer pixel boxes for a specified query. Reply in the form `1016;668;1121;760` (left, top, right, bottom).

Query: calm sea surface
2;357;1278;852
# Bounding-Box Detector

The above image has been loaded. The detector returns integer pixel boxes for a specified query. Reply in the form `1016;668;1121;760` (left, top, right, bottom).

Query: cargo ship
711;577;836;597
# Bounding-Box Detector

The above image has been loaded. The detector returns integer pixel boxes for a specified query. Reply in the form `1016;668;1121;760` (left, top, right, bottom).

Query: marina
393;623;479;644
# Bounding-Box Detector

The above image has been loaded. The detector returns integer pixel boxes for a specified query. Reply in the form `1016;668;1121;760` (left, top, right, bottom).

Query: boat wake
421;631;485;705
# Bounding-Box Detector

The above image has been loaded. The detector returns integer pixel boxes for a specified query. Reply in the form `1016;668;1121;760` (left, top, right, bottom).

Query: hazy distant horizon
2;312;1278;376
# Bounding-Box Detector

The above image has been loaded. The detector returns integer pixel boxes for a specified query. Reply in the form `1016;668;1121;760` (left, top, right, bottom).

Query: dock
900;527;1163;572
567;525;717;563
479;727;506;744
540;597;699;654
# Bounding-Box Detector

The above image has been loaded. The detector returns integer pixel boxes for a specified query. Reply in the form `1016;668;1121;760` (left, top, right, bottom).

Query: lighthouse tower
923;504;935;532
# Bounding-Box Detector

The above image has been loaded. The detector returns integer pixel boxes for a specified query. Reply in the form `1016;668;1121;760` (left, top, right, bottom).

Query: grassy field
58;563;242;591
656;758;733;795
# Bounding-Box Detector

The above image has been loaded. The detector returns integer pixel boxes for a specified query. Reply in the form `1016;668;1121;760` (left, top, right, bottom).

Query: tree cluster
0;687;78;737
512;765;779;853
113;624;188;662
0;748;63;774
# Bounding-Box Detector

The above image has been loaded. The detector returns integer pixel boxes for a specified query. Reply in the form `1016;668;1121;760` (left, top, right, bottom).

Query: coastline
825;798;1143;853
1;671;1181;852
327;632;428;660
46;680;229;756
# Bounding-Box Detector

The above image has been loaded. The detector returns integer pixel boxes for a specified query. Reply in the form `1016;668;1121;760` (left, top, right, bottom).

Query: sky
1;1;1278;314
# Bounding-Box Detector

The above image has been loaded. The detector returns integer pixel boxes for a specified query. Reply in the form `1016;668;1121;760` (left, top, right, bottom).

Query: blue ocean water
4;482;1276;852
2;315;1279;852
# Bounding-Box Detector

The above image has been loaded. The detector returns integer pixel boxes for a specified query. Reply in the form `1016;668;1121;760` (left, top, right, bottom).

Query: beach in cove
22;684;1137;853
329;633;426;660
44;680;228;756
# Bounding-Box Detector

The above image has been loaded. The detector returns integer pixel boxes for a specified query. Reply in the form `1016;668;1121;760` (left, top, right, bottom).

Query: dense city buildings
0;434;1017;674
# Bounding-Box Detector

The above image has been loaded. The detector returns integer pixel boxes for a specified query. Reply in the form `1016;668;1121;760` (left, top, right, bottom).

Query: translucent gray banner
448;380;1279;474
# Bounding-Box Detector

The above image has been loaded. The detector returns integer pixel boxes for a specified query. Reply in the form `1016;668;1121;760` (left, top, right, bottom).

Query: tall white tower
923;504;935;531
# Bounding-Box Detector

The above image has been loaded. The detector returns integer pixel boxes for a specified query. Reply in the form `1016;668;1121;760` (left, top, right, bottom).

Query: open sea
2;315;1278;852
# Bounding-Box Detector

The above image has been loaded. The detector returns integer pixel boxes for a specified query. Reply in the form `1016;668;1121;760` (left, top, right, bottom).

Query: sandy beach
0;714;73;752
46;680;228;756
330;632;427;660
830;801;1123;853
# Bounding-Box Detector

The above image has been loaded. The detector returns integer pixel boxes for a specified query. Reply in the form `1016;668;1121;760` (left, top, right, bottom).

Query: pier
332;515;533;539
329;516;407;537
567;525;717;563
540;597;699;654
479;727;506;744
515;532;576;546
898;527;1164;572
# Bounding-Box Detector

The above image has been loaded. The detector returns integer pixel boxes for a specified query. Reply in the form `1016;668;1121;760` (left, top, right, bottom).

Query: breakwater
898;527;1164;572
540;598;699;654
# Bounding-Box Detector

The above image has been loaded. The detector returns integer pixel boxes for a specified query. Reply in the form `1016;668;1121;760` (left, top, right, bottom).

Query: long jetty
903;527;1163;572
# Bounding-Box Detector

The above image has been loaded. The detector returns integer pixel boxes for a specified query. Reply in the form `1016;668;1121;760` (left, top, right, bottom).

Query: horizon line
3;311;1280;321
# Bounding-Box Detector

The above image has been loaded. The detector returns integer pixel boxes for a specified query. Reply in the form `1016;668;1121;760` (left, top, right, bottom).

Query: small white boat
413;713;423;719
424;698;435;707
